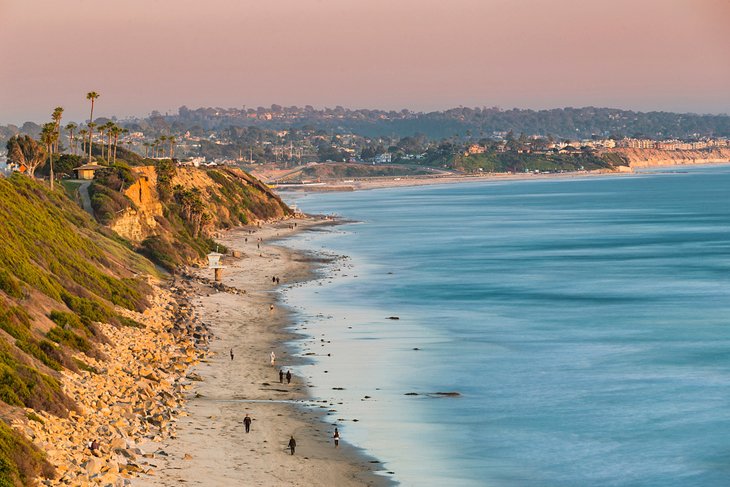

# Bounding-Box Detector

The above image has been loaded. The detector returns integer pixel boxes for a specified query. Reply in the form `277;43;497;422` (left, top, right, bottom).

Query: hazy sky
1;0;729;124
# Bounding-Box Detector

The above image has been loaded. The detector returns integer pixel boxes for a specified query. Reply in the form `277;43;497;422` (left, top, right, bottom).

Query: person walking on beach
288;436;296;455
333;427;340;447
243;414;252;433
270;351;276;366
286;370;292;384
230;348;234;360
279;369;284;383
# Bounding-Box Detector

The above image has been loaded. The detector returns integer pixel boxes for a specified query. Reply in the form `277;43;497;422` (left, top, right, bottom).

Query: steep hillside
86;161;292;271
0;174;155;484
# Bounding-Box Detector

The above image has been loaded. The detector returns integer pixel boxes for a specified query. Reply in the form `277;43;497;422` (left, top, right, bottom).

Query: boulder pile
14;281;208;486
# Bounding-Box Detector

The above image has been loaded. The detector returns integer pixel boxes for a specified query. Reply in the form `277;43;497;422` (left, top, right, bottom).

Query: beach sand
135;218;389;486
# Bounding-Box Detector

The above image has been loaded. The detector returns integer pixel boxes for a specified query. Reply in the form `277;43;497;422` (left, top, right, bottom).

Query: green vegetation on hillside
0;420;54;486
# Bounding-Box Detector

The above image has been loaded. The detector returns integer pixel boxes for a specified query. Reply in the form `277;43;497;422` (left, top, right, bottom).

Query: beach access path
134;218;388;486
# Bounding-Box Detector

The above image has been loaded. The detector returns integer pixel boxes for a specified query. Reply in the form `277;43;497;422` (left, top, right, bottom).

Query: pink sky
1;0;729;124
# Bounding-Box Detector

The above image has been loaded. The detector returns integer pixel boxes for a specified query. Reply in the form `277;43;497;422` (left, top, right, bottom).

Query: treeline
165;105;730;140
4;106;730;148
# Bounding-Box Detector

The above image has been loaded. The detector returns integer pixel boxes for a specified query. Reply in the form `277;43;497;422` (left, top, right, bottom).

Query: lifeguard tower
207;250;225;282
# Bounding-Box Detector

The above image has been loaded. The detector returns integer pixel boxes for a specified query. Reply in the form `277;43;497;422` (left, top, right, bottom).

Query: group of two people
242;413;340;455
279;369;292;384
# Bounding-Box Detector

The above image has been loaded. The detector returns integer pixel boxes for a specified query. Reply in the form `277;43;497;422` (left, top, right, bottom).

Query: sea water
279;166;730;486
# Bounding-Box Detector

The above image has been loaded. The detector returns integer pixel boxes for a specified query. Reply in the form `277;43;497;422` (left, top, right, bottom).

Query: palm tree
87;122;97;161
111;125;122;163
41;123;58;190
158;136;167;158
97;123;107;161
86;91;100;162
52;107;64;153
103;122;115;161
78;129;88;155
65;122;77;155
7;135;47;178
168;135;176;159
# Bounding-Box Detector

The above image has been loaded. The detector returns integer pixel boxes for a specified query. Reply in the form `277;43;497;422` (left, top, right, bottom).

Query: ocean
279;166;730;486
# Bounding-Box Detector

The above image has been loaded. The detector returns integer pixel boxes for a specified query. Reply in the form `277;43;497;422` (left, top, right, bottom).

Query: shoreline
273;159;730;193
135;217;391;486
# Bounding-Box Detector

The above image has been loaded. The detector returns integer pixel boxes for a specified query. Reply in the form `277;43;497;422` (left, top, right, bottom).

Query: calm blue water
279;167;730;486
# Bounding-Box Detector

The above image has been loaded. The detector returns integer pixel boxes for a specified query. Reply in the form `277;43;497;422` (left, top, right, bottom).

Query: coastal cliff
94;162;292;270
609;148;730;168
109;166;163;242
0;163;293;485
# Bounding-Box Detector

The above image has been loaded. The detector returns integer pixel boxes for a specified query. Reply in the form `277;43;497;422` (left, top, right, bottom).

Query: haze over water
281;166;730;486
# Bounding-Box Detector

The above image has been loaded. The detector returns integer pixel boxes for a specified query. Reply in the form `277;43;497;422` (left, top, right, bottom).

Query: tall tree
97;123;107;160
6;135;47;177
87;122;97;161
78;128;88;155
52;107;64;153
65;122;77;155
158;136;167;158
41;122;58;190
168;135;176;159
105;122;115;161
86;91;100;162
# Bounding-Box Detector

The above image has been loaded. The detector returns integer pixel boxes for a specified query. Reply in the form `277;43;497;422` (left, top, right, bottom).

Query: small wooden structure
73;161;101;180
207;251;225;282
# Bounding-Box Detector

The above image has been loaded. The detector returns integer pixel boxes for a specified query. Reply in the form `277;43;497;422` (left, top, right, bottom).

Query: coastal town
3;105;729;180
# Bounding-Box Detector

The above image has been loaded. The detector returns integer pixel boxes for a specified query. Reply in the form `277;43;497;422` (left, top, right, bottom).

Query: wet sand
134;218;390;486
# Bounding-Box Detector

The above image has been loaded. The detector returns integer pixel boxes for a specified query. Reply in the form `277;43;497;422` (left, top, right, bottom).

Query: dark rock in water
404;392;419;396
413;347;420;350
387;316;400;320
332;387;345;390
431;392;461;397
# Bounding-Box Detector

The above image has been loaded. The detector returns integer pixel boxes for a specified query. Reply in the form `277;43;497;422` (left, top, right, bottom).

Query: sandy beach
135;218;390;486
271;169;634;194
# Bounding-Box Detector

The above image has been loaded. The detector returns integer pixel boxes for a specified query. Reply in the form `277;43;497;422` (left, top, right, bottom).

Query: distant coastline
273;157;730;193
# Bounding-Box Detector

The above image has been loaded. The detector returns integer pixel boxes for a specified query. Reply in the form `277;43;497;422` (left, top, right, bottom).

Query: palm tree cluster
6;89;180;190
142;135;177;159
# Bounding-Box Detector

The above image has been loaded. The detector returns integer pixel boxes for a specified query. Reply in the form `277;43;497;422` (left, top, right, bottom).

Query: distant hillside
156;105;730;140
4;106;730;148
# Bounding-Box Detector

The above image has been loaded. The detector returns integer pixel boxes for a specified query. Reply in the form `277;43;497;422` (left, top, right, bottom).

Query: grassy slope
0;164;290;484
0;174;155;485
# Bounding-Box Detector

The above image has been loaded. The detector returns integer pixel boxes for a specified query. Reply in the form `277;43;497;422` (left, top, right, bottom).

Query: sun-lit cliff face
100;163;292;270
609;148;730;168
109;166;163;242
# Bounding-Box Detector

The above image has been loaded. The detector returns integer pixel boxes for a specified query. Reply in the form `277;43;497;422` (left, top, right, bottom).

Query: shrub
0;419;54;486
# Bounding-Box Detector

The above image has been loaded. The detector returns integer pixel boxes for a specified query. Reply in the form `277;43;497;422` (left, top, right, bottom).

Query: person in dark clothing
288;436;296;455
243;414;252;433
286;370;292;384
279;369;284;383
272;276;276;283
230;348;234;360
276;277;280;284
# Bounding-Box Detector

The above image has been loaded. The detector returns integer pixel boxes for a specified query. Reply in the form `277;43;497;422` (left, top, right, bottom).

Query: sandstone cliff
109;166;163;242
108;165;291;244
608;148;730;168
